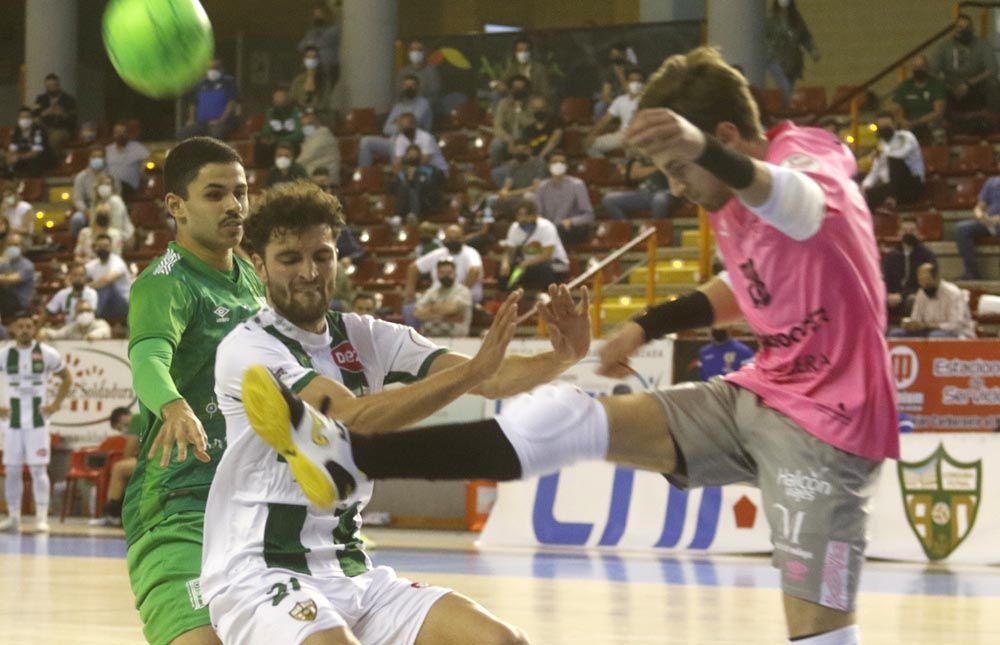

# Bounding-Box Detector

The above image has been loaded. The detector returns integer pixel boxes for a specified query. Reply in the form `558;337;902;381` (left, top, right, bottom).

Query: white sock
495;383;609;478
29;465;50;514
4;468;24;517
791;625;860;645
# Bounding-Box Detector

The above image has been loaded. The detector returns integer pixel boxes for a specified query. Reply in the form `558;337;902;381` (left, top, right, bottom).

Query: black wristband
632;290;715;342
694;135;756;190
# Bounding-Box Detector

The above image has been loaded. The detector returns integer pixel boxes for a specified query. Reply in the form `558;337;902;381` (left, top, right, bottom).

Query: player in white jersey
0;311;73;533
202;182;590;645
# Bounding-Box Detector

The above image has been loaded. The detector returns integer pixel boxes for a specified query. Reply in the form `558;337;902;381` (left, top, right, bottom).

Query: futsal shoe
242;365;365;508
0;516;20;533
35;519;50;533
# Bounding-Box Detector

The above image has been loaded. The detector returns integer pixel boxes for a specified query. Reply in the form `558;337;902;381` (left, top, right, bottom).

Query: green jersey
123;242;264;545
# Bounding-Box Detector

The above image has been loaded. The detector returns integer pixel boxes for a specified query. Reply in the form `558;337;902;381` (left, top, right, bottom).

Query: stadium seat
16;178;45;202
450;102;484;131
377;290;404;316
829;85;860;114
349;166;385;194
246;168;269;193
340;193;373;223
757;89;786;117
921;146;949;175
915;211;944;241
579;220;634;252
51;149;89;177
137;172;164;201
948;143;996;175
129;200;166;229
651;219;674;246
873;212;900;241
338;136;359;166
561;129;584;157
59;435;127;521
575;157;622;187
927;175;984;210
337;108;379;136
370;194;396;220
230;113;266;140
232;140;255;168
560;97;594;126
439;132;472;162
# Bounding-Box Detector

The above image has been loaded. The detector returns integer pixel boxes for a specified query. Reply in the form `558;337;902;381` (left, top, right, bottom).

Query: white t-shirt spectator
76;228;125;260
505;218;569;271
2;200;33;235
607;94;640;133
861;129;925;189
105;140;151;190
414;245;483;302
415;283;473;337
45;285;99;318
392;129;447;174
86;253;133;301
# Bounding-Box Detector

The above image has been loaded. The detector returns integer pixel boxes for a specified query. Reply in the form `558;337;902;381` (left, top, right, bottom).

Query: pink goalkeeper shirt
716;122;899;461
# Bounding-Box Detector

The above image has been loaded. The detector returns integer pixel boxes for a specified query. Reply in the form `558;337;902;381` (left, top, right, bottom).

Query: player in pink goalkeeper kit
243;48;890;645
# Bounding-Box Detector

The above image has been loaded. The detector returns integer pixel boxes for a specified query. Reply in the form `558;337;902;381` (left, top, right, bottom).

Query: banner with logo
480;433;1000;564
888;339;1000;432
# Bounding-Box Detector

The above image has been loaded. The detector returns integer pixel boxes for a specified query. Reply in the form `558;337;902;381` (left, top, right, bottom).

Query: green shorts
127;511;211;645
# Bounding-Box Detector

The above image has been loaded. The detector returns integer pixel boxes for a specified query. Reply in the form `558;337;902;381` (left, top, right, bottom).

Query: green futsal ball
102;0;215;99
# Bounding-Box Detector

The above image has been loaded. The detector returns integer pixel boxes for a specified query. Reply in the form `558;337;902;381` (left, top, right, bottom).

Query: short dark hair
876;110;895;121
515;37;532;49
18;106;32;115
402;74;420;85
68;261;87;273
353;292;376;304
110;407;131;427
311;166;330;177
610;41;628;53
515;198;537;215
95;233;113;244
244;181;346;256
626;66;644;79
547;149;567;161
8;310;32;323
164;137;243;199
925;262;939;278
405;144;422;156
45;73;59;81
436;258;456;270
303;45;318;55
957;12;973;23
275;141;294;155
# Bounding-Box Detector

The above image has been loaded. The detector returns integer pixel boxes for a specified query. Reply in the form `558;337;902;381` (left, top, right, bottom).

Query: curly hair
639;47;764;140
243;181;345;255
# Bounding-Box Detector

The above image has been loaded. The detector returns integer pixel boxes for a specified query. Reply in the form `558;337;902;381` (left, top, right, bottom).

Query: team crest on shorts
289;599;318;622
898;443;982;561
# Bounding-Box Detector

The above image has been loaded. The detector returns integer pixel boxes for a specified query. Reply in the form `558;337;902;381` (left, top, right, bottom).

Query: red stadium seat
575;157;622;187
338;136;359;166
921;146;949;175
439;133;471;162
948;143;996;176
450;102;484;131
561;129;584;158
829;86;860;114
16;178;45;202
579;220;634;252
349;166;385;194
915;211;944;242
337;108;379;136
927;175;984;210
231;113;266;140
650;219;674;246
129;200;166;229
60;435;127;520
246;168;269;193
873;212;900;241
560;97;594;126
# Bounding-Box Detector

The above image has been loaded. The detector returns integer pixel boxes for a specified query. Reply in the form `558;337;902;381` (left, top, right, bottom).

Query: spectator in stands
290;46;332;114
177;59;239;140
76;206;125;261
70;148;120;240
266;143;309;187
0;183;33;237
536;151;594;245
892;54;946;145
493;138;546;199
352;292;377;317
32;73;77;153
6;107;52;177
309;165;334;194
500;199;570;292
329;257;355;313
88;174;134;245
86;234;132;320
698;328;755;380
296;110;340;179
595;42;634;120
890;263;974;338
602;157;671;220
586;68;644;158
458;176;496;254
497;37;552;100
0;233;35;320
38;299;111;341
357;78;433;168
254;87;304;169
861;112;925;210
397;40;442;111
88;407;138;527
407;224;483;304
522;96;563;159
490;75;537;166
105;122;149;198
931;13;1000;118
42;262;98;325
391;113;447;174
298;2;341;88
393;144;444;219
882;217;937;317
765;0;820;106
955;175;1000;280
415;221;443;259
413;258;473;337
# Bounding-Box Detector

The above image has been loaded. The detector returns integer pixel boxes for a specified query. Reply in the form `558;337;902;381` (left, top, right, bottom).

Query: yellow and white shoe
242;365;365;508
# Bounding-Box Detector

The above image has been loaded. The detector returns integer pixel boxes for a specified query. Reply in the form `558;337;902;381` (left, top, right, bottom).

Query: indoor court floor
1;526;999;644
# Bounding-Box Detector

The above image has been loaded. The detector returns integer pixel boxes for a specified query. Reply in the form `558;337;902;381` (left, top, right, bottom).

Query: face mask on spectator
18;118;32;130
511;87;528;100
76;311;95;327
401;127;417;140
4;246;21;260
877;127;895;142
95;213;110;228
549;162;567;176
516;51;531;64
96;249;111;261
404;155;421;166
97;185;113;199
519;221;536;234
444;241;463;254
956;28;973;44
4;195;16;206
439;276;455;288
628;81;644;95
533;110;549;122
514;150;529;161
275;156;292;170
922;285;938;298
901;233;919;247
409;50;424;65
304;58;319;70
89;158;105;171
912;69;928;82
302;124;317;137
402;87;418;100
207;69;222;82
711;329;730;343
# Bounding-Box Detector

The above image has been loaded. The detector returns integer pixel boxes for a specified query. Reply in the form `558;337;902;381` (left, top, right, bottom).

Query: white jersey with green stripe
201;307;446;602
0;342;65;430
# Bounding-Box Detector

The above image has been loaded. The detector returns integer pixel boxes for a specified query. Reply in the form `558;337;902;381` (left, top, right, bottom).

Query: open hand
149;399;210;467
469;290;521;377
538;284;590;362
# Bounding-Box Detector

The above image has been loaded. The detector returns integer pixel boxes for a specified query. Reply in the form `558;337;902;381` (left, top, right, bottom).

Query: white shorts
210;566;451;645
2;425;51;466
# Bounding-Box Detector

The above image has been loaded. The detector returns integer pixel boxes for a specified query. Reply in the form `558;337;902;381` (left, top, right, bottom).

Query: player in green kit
122;137;264;645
